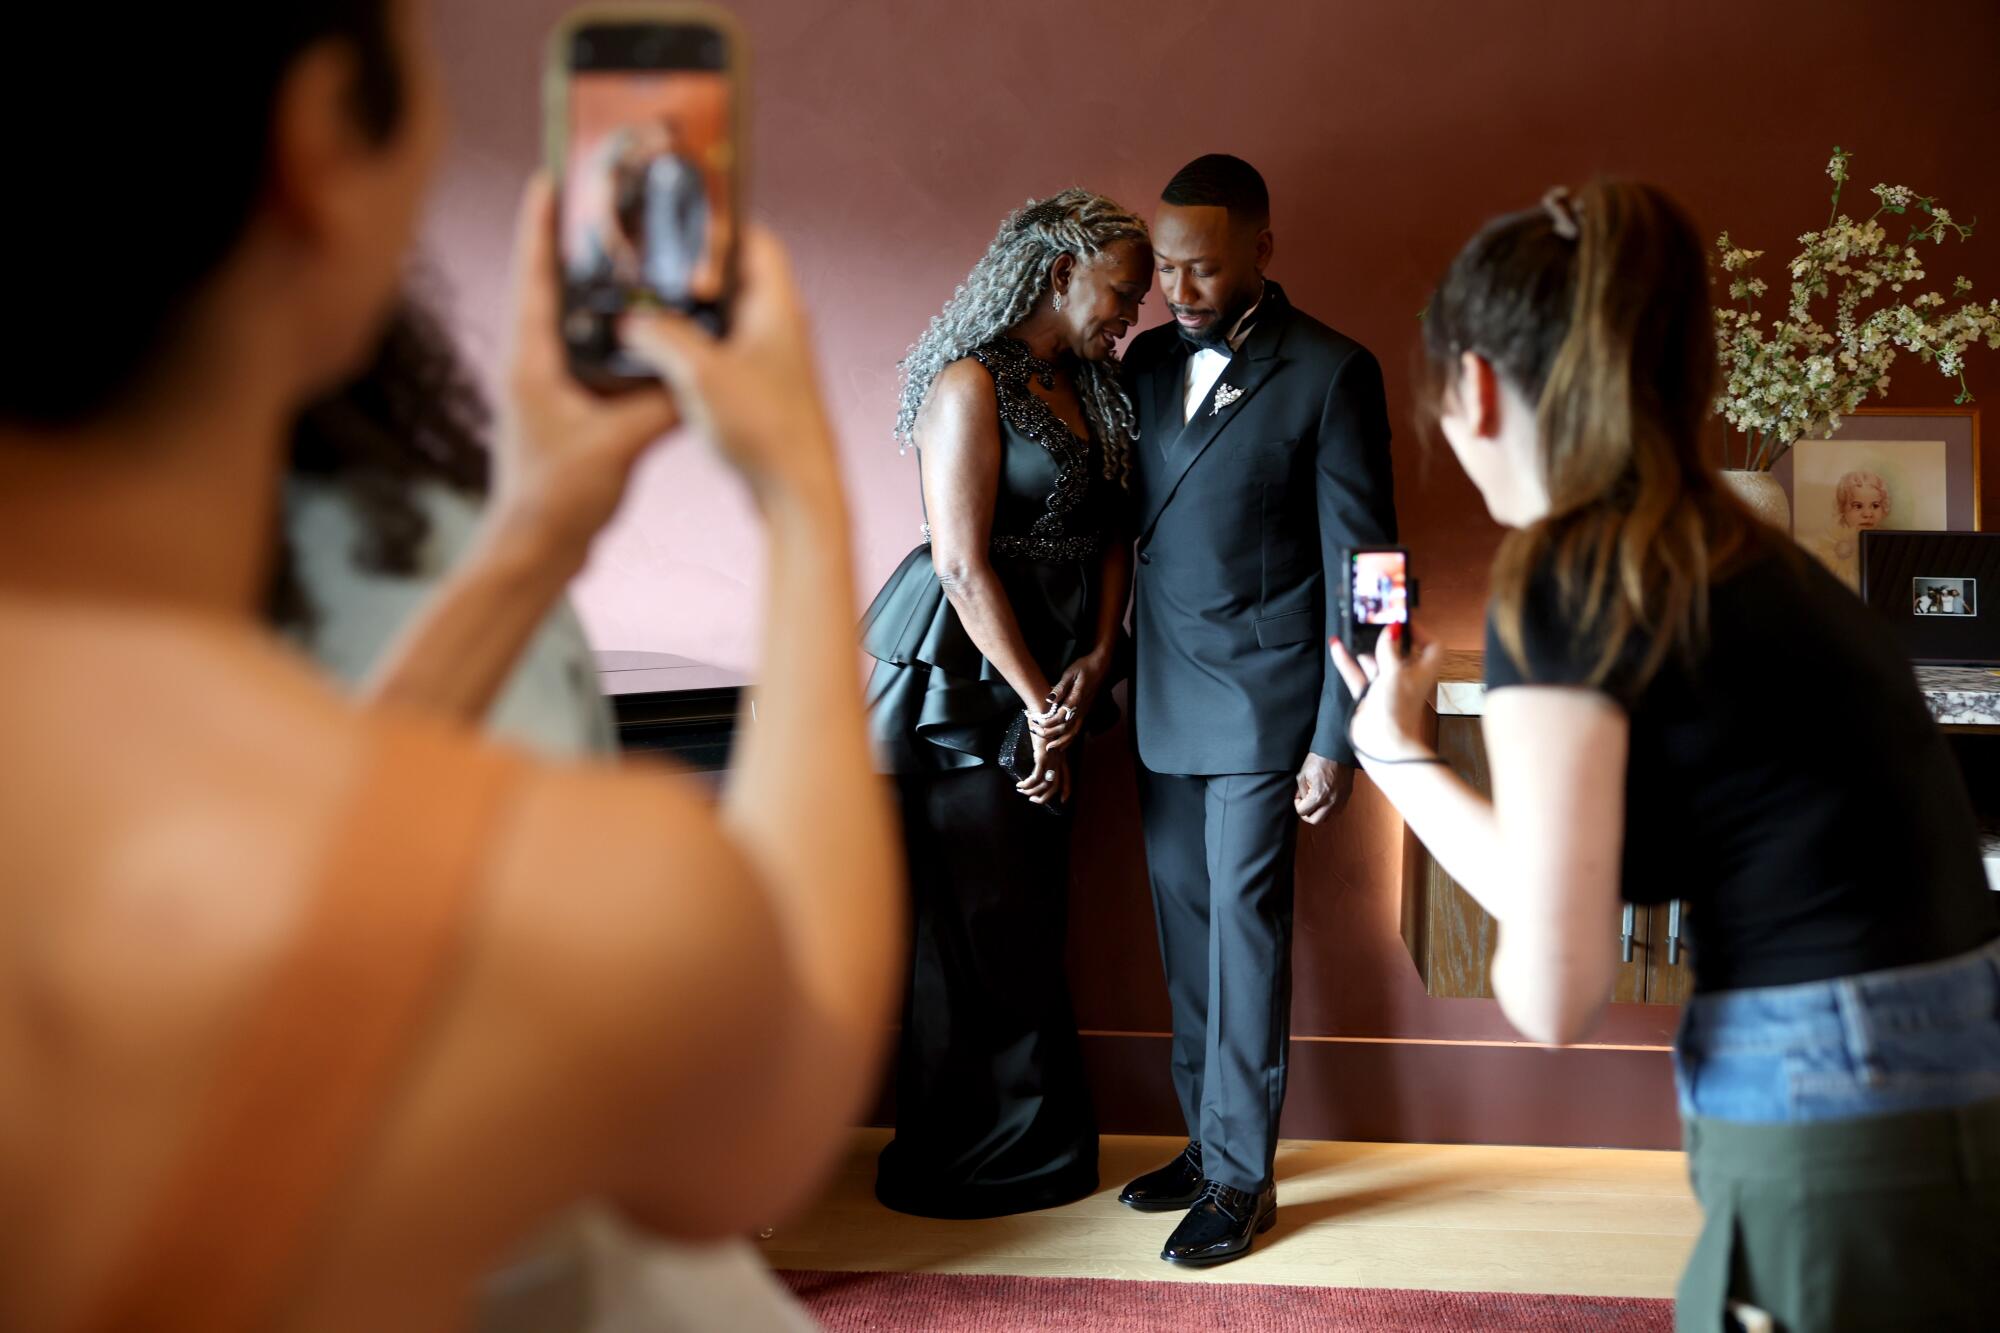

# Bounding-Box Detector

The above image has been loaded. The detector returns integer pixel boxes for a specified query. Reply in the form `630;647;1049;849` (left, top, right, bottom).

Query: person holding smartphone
276;296;812;1333
860;188;1151;1219
1333;181;2000;1330
0;5;900;1330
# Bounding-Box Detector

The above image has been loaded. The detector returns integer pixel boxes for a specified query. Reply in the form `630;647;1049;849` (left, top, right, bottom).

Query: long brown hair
1422;180;1759;690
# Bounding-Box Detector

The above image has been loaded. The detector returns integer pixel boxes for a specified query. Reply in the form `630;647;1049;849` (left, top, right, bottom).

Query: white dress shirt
1181;292;1265;424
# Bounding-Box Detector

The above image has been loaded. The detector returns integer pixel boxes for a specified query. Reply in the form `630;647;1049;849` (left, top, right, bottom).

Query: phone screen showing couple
559;22;736;382
1350;549;1410;627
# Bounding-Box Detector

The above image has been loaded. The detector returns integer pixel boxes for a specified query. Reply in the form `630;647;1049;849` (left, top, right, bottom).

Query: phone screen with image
1350;549;1410;627
555;17;737;386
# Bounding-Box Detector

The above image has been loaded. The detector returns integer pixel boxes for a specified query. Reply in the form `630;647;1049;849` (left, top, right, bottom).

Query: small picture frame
1772;408;1982;591
1862;531;2000;665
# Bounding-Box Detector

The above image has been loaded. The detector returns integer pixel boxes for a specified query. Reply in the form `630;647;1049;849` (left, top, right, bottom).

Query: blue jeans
1670;937;2000;1331
1674;934;2000;1124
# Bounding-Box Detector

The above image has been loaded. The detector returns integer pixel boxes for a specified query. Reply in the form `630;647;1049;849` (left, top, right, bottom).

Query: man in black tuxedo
1118;155;1396;1265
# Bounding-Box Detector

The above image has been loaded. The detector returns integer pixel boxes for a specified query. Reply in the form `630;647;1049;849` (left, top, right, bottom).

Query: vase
1719;468;1791;531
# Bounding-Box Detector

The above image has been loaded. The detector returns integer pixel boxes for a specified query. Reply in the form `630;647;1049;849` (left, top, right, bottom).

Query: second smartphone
1343;545;1417;657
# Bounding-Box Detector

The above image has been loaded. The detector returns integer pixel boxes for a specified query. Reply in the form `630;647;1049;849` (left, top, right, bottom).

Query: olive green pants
1676;1097;2000;1331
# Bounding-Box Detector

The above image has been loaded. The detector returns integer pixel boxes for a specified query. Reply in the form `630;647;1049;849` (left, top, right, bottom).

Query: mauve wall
428;0;2000;1148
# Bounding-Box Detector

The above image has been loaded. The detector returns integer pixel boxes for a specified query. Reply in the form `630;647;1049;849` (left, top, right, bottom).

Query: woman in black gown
862;189;1152;1217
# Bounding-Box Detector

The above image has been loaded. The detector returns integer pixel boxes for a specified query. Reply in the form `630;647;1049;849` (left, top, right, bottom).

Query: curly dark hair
267;291;493;632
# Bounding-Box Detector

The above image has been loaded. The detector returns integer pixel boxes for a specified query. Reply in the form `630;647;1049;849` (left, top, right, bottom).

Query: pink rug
779;1270;1672;1331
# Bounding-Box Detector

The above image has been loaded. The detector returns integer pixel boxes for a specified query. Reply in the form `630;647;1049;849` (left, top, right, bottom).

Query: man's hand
1294;753;1354;825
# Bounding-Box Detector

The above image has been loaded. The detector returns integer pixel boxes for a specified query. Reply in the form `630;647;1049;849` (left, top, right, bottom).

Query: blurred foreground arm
610;216;904;1227
458;183;900;1237
359;182;679;721
1330;633;1623;1045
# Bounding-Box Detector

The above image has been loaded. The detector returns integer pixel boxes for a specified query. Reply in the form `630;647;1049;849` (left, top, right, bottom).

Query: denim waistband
1675;936;2000;1123
1679;935;2000;1058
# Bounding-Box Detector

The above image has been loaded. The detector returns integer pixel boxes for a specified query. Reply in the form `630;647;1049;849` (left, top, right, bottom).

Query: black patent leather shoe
1160;1180;1277;1266
1118;1140;1206;1212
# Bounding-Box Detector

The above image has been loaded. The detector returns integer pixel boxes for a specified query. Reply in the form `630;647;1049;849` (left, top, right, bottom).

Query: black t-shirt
1484;546;1999;992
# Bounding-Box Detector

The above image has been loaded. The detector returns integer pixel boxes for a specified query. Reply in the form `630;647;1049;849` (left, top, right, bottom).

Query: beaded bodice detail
929;338;1108;563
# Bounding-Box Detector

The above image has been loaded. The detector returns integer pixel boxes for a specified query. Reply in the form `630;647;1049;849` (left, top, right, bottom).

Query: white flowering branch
1712;147;2000;471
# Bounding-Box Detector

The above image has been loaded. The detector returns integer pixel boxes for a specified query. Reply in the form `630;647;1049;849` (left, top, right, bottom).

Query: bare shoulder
914;356;1000;445
477;758;774;1022
0;608;445;1319
399;754;787;1180
0;604;762;1076
0;603;794;1313
2;596;780;1052
0;609;376;1023
931;354;998;398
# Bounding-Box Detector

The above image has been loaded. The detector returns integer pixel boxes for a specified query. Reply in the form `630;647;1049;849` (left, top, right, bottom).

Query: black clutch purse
996;711;1036;784
997;710;1066;816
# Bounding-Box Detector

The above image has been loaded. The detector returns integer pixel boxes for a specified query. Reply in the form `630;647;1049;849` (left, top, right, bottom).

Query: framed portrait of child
1771;408;1983;591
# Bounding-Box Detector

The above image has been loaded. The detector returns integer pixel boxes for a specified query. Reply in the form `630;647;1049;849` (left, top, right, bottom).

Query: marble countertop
1430;650;1492;719
1431;649;2000;728
1923;666;2000;727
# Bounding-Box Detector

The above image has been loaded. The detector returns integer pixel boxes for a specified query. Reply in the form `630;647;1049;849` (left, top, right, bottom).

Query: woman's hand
1034;646;1111;753
1015;729;1071;807
494;176;681;556
1327;624;1446;765
621;225;841;503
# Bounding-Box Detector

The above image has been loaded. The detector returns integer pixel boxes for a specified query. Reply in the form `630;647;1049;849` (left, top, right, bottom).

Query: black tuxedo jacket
1123;281;1396;774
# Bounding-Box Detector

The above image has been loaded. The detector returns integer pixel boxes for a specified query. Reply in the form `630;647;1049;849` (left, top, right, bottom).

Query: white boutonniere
1211;383;1243;415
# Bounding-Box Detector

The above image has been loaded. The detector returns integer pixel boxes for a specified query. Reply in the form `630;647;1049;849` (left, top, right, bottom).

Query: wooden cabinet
1399;711;1694;1004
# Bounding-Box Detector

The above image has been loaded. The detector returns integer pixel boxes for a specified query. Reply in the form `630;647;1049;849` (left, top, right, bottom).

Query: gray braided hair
895;188;1149;486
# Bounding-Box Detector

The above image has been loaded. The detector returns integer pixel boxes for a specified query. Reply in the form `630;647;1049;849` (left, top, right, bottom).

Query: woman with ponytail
1332;181;1999;1329
861;188;1151;1217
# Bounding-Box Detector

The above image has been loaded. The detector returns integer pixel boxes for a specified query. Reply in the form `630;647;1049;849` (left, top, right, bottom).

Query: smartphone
545;4;744;391
1343;546;1416;657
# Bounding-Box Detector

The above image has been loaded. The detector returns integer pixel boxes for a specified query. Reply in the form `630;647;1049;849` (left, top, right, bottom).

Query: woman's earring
1052;291;1064;313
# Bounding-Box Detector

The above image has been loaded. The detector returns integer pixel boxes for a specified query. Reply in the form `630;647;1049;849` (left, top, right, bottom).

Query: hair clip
1541;187;1581;241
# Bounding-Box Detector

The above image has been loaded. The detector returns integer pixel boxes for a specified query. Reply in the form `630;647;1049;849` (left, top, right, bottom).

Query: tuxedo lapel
1138;292;1291;542
1148;340;1189;462
1167;349;1276;468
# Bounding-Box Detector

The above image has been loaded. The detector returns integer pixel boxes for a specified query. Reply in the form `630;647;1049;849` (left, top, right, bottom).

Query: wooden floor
760;1130;1698;1299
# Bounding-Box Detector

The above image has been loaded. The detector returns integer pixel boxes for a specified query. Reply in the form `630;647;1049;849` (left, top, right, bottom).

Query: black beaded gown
860;338;1124;1218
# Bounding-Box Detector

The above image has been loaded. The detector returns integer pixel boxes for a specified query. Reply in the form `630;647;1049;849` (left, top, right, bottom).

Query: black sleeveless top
860;339;1128;774
1484;545;1999;992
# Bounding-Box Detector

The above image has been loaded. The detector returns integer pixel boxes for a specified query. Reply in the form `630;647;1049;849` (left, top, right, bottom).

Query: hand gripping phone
1341;545;1417;657
545;4;745;390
